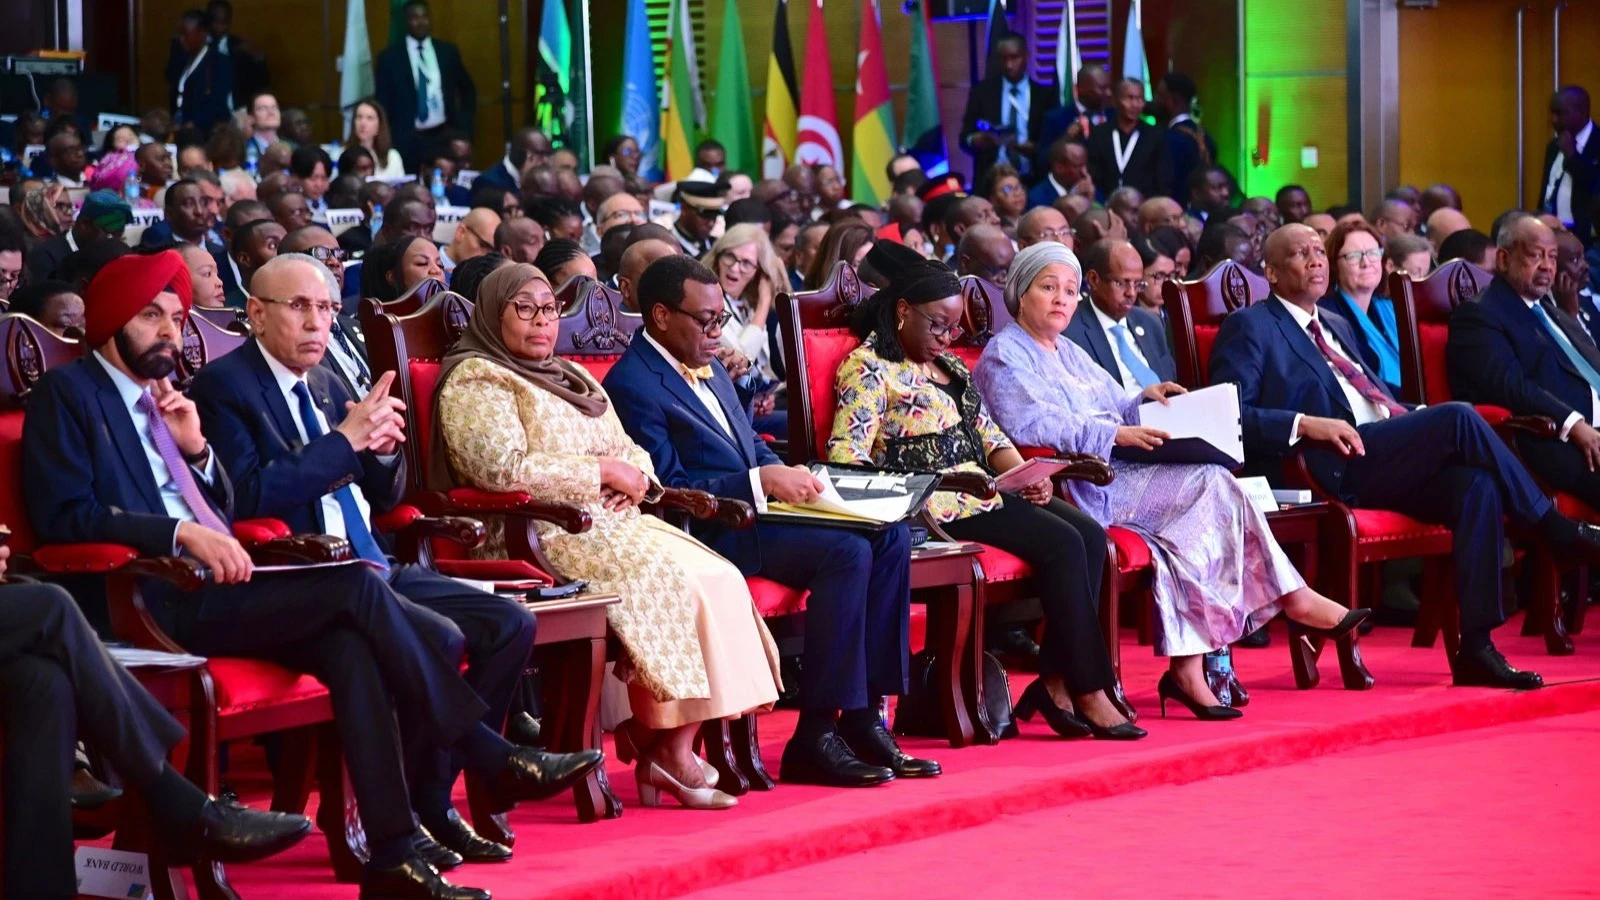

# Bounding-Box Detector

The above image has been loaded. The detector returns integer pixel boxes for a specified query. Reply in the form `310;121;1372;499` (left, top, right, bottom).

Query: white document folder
1118;382;1245;468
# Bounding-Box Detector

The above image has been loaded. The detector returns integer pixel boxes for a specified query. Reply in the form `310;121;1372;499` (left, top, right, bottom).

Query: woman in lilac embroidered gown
973;242;1367;715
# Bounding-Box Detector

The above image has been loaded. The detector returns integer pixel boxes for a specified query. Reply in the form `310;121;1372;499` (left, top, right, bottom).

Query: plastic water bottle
244;139;259;175
1202;648;1236;706
124;175;141;206
370;203;384;237
430;168;446;203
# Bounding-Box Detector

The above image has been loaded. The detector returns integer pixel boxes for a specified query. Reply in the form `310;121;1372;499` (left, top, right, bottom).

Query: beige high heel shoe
636;761;737;810
613;719;719;788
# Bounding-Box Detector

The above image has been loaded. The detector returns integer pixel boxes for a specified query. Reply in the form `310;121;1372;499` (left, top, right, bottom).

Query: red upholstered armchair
371;276;449;318
0;313;368;895
1163;259;1266;389
1389;261;1576;655
779;262;1128;734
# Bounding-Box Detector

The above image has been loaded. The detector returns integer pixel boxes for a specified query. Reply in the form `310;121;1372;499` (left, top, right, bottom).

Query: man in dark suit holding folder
1209;224;1600;690
605;255;937;788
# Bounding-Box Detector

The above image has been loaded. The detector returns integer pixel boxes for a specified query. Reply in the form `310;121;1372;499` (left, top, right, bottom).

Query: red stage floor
170;616;1600;899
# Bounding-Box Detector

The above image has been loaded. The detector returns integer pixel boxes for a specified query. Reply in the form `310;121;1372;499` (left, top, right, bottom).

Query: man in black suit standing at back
1087;78;1166;201
1065;239;1177;396
959;34;1060;187
164;8;234;141
1448;217;1600;511
1155;72;1216;201
1540;86;1599;249
376;0;477;170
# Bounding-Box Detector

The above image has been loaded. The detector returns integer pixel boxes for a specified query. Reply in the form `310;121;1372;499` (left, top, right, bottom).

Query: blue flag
620;0;662;181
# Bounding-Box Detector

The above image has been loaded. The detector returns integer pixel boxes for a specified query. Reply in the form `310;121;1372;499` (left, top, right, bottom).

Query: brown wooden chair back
1390;259;1492;405
777;261;870;463
373;277;448;318
553;277;641;382
0;313;82;553
1164;260;1269;387
952;275;1011;369
174;312;251;389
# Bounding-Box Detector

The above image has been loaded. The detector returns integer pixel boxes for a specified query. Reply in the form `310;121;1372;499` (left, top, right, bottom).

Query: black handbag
893;648;1018;740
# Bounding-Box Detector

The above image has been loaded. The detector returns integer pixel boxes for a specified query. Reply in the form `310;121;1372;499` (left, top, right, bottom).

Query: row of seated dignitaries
20;250;605;900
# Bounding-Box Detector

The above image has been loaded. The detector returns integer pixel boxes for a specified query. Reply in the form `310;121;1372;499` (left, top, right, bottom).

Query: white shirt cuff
170;522;182;556
748;469;768;514
192;448;217;484
376;451;401;466
1560;411;1584;442
1287;413;1305;447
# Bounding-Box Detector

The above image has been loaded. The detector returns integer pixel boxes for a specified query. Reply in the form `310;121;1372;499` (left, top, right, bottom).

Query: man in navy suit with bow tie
1209;224;1600;691
604;255;938;789
186;255;600;870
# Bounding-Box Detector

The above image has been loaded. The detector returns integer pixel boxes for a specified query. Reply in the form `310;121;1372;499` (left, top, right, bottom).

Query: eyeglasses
669;306;734;335
256;295;337;318
614;146;641;159
1146;270;1178;284
601;208;647;226
305;245;346;262
509;301;562;322
909;305;964;341
1338;248;1383;264
1105;278;1149;292
975;266;1010;287
719;253;758;273
995;182;1023;196
1035;227;1074;243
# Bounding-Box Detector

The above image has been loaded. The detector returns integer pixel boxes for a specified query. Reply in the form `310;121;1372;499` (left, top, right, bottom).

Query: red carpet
154;616;1600;899
690;708;1600;899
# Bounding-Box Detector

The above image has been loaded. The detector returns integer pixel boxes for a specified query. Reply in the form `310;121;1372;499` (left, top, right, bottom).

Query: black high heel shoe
1013;679;1092;737
1292;608;1373;642
1157;671;1243;720
1072;707;1148;741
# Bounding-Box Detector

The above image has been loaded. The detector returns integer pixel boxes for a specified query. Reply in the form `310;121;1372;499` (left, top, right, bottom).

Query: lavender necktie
136;391;230;535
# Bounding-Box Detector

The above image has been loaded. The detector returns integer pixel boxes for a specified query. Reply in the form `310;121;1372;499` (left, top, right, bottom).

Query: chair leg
182;670;241;900
313;724;368;883
697;719;750;796
1563;564;1590;636
548;637;621;823
269;728;315;815
927;584;975;747
961;568;1000;744
1411;559;1444;648
728;713;775;791
113;787;192;900
1532;549;1574;656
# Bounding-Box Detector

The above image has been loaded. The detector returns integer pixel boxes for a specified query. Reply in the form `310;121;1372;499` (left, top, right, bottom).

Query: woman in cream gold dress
434;264;781;810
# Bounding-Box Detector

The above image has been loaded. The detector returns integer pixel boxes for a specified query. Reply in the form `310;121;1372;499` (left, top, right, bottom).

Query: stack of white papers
108;647;207;668
1136;383;1245;467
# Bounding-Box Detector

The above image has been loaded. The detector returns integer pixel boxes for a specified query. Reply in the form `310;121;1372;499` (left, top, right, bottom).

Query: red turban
83;249;193;349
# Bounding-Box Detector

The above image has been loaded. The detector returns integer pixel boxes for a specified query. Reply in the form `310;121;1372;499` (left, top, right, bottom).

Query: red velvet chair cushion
433;558;554;584
949;347;982;370
975;544;1032;583
232;518;291;545
569;356;620;382
1108;526;1153;573
31;543;141;573
1472;404;1512;426
1419;323;1452;403
749;576;808;617
371;505;424;533
1194;325;1220;383
446;488;542;511
207;658;329;715
1554;492;1598;521
409;360;442;472
802;329;861;460
1352;509;1451;542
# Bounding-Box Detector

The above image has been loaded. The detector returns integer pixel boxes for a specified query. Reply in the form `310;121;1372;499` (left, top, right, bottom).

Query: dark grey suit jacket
1064;303;1177;392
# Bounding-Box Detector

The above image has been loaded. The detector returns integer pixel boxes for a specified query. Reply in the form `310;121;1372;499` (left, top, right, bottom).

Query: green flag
904;0;949;175
709;0;757;176
535;0;573;142
388;0;409;47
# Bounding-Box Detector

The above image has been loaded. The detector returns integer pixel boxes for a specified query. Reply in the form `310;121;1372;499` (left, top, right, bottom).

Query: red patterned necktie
136;391;231;535
1305;319;1407;419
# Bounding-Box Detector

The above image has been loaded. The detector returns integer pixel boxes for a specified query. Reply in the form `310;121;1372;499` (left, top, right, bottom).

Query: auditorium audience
227;218;285;306
177;242;227;306
1016;206;1073;250
617;237;678;313
434;262;780;809
959;33;1057;185
363;233;443;303
977;242;1367;718
1426;207;1472;254
1319;220;1403;395
376;0;476;168
1210;223;1600;690
956;224;1015;289
1386;232;1434;279
1186;165;1233;223
1107;187;1145;238
445;207;501;272
18;184;73;244
1064;240;1176;396
26;191;131;284
830;241;1137;737
6;279;84;335
981;164;1027;232
1371;198;1417;240
0;228;23;301
343;98;407;179
1439;227;1496;270
1540;86;1597;247
532;237;596;289
705;224;785;386
803;219;875;290
495;216;547;265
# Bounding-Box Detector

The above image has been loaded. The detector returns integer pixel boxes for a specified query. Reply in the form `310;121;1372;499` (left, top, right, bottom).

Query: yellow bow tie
679;363;714;384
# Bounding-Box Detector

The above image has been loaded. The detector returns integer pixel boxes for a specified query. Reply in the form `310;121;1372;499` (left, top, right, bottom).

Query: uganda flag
761;0;799;179
851;0;893;205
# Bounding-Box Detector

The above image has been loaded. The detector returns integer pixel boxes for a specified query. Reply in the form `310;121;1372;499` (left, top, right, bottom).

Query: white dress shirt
1521;296;1600;439
1545;120;1594;225
323;329;371;399
1091;303;1152;398
641;329;767;511
1276;298;1393;443
95;352;217;551
998;78;1031;167
720;292;775;380
261;345;375;539
407;37;447;130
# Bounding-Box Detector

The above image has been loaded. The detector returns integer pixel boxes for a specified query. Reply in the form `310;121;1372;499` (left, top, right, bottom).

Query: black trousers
0;581;186;900
387;565;535;808
1338;403;1555;635
942;495;1117;695
754;522;912;711
174;565;488;845
1516;432;1600;511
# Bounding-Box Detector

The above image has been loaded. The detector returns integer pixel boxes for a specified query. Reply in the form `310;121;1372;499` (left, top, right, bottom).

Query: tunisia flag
794;0;841;169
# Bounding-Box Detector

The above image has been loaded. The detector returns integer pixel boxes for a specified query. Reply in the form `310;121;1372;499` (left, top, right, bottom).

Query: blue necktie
1111;322;1161;389
292;382;390;573
414;41;431;123
1531;302;1600;395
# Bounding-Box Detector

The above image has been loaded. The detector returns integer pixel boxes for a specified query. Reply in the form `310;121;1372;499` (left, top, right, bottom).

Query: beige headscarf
431;263;608;485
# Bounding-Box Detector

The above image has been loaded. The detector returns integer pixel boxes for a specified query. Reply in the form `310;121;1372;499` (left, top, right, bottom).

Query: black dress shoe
779;731;895;787
69;767;122;810
988;625;1042;669
487;746;604;811
840;720;942;778
161;800;312;864
359;857;490;900
414;830;464;872
506;711;542;747
422;809;512;864
1452;645;1544;690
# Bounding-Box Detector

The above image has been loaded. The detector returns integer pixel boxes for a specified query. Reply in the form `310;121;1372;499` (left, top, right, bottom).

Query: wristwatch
183;444;211;466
